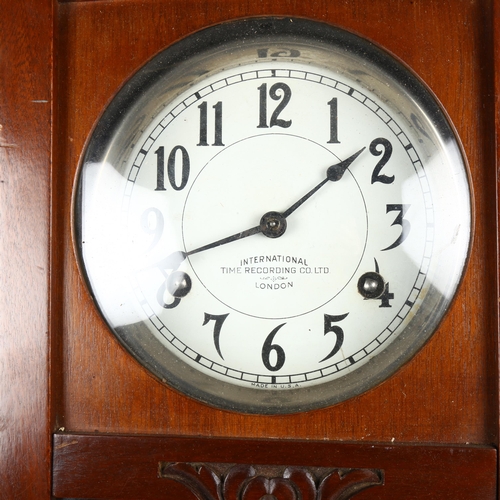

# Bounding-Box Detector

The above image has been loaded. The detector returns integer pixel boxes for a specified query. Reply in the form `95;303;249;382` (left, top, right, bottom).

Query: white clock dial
75;18;471;413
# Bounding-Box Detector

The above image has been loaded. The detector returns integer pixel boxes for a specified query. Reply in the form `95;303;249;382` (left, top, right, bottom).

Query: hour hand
156;250;187;271
186;224;262;256
281;147;365;219
326;147;365;182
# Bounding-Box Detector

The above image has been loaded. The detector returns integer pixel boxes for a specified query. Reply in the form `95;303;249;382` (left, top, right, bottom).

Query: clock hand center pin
162;147;366;297
187;146;366;251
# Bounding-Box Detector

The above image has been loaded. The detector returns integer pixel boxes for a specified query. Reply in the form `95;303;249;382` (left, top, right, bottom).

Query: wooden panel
496;0;500;453
0;0;497;499
495;0;500;488
54;0;499;443
0;0;54;498
52;433;497;499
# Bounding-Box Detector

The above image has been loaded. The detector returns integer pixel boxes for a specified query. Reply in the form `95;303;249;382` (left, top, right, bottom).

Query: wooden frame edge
0;0;55;498
52;433;497;499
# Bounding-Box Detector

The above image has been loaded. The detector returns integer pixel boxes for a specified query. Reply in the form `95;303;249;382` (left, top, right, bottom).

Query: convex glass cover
74;17;471;413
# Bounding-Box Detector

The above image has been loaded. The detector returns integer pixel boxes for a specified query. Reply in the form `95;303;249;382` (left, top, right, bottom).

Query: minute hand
281;147;365;219
182;147;365;258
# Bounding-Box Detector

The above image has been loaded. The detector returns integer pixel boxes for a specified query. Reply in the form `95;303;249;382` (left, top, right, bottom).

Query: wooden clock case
1;0;500;498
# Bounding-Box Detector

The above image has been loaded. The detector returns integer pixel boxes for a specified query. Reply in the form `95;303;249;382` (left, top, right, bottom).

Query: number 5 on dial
321;313;348;362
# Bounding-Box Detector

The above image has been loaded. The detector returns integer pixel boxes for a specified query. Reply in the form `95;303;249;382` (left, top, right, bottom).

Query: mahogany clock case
73;16;472;415
53;0;495;443
1;0;499;499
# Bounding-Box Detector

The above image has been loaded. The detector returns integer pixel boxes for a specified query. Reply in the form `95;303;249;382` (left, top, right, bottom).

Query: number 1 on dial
327;97;340;144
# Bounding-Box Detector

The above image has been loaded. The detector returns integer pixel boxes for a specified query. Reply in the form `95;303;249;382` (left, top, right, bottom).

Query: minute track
128;67;434;387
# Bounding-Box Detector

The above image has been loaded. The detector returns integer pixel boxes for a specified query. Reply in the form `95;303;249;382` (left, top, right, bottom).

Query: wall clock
75;17;470;414
2;1;499;499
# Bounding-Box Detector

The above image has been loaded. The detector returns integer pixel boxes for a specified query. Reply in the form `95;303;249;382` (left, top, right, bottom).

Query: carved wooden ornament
159;462;384;500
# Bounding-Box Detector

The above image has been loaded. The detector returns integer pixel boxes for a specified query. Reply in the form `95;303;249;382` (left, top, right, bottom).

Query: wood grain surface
54;0;498;443
1;0;499;499
52;433;497;499
0;1;53;498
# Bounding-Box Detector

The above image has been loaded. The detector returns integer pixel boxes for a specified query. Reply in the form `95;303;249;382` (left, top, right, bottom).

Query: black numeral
327;98;340;144
383;204;411;251
155;251;188;310
157;273;180;310
369;138;394;184
262;324;286;371
379;283;394;308
321;313;348;362
155;145;190;191
198;101;224;146
203;313;229;359
257;82;292;128
167;145;190;191
154;146;166;191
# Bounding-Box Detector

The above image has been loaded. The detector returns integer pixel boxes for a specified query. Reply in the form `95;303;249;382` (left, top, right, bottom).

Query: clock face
74;18;471;413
